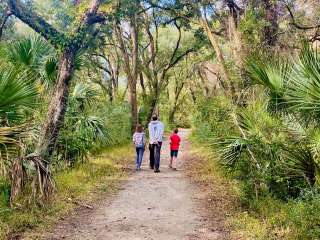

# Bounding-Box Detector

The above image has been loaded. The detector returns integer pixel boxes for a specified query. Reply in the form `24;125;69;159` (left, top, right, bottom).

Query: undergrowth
0;145;133;239
190;94;320;240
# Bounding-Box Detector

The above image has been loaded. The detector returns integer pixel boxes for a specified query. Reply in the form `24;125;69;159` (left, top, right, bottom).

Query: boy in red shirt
169;128;181;170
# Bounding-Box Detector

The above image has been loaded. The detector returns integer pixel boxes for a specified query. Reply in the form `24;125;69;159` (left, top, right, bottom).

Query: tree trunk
10;158;25;206
7;0;103;200
107;77;114;102
146;94;158;127
200;18;236;98
227;10;244;69
129;13;139;131
31;50;75;199
140;72;147;101
115;14;139;132
129;75;138;131
263;0;278;46
169;106;177;124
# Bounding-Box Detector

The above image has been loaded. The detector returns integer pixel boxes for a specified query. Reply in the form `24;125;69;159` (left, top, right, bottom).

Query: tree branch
161;48;195;82
7;0;67;47
0;6;12;40
168;21;182;68
285;4;320;30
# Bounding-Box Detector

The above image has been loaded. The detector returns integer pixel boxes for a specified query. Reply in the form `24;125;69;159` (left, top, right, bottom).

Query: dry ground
45;129;231;240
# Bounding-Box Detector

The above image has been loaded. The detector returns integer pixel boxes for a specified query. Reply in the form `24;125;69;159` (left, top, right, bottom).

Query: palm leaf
286;44;320;115
0;66;38;116
245;55;291;113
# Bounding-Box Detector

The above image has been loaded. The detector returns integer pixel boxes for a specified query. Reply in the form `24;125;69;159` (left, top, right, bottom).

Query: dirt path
48;129;228;240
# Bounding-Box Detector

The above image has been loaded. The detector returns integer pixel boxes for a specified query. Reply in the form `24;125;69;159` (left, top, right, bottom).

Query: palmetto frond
281;145;317;186
210;136;247;167
286;44;320;116
245;55;291;113
0;65;38;116
72;83;100;109
0;125;29;146
1;36;57;89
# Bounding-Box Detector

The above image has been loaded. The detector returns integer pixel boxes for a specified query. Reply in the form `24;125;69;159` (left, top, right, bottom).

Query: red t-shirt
170;133;181;150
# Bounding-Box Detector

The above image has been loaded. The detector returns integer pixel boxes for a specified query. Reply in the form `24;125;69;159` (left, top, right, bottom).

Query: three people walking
132;114;181;172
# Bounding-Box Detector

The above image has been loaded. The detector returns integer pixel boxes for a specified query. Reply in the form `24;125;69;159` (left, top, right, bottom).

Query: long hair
136;124;143;133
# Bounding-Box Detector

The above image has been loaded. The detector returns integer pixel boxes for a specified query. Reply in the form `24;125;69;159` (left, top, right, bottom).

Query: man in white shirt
148;114;164;173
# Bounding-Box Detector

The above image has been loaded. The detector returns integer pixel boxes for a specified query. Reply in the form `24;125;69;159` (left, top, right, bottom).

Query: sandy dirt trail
49;129;226;240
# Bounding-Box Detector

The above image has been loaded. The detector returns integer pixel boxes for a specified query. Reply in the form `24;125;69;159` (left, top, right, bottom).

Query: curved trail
49;129;226;240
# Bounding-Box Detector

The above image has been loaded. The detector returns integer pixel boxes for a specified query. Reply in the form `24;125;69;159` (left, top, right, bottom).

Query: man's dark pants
149;142;162;170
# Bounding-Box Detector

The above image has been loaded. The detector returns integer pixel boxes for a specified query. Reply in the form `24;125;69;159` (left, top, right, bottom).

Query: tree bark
0;7;11;40
114;15;139;132
129;13;139;131
263;0;278;46
199;17;236;98
35;50;75;159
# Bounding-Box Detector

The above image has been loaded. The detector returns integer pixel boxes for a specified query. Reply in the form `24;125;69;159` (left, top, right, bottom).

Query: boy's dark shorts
170;150;179;157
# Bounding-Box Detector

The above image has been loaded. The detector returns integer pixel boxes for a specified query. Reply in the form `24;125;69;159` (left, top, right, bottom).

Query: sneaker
154;169;160;173
172;168;177;171
169;164;172;168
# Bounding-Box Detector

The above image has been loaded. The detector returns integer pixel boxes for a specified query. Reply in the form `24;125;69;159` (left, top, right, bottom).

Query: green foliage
239;7;266;46
0;36;57;89
192;43;320;239
0;66;37;116
55;83;131;166
286;44;320;117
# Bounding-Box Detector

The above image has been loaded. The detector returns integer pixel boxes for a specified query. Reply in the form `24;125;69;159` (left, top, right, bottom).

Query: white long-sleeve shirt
133;132;146;147
148;120;164;144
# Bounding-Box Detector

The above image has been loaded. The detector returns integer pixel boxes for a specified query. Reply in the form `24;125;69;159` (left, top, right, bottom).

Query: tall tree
5;0;107;199
140;12;195;123
149;1;236;97
114;10;139;131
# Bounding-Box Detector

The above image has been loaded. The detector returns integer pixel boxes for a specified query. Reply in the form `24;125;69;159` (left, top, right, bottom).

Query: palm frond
286;44;320;116
245;55;291;113
72;83;100;109
280;145;317;186
0;66;38;116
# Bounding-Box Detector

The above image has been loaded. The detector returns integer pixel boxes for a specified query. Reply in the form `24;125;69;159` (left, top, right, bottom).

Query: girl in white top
133;124;146;171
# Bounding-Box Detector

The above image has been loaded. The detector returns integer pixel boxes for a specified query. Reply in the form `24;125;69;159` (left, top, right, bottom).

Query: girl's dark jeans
136;147;144;169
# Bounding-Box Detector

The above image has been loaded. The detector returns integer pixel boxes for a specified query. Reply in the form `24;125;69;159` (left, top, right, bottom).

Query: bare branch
285;4;320;30
0;6;12;40
170;22;182;64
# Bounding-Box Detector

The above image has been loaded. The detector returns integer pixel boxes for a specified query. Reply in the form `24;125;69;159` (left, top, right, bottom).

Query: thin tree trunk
129;13;139;131
263;0;278;46
140;72;147;101
107;77;114;102
146;93;158;127
10;158;25;206
199;17;236;98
